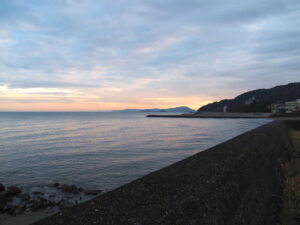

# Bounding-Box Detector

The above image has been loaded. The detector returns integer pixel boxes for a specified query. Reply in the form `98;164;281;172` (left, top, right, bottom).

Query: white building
245;96;258;105
271;99;300;114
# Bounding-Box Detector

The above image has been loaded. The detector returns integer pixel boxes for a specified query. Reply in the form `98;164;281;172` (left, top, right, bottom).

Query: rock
20;193;30;201
53;182;60;188
0;183;5;192
78;187;84;192
59;200;74;209
38;196;48;204
4;197;23;215
8;196;22;207
0;192;9;212
28;200;42;211
72;189;79;194
84;190;103;195
5;205;17;215
15;202;26;215
0;192;8;212
33;191;44;195
0;192;8;202
29;197;57;211
46;200;56;207
27;199;49;211
7;186;21;196
61;184;78;193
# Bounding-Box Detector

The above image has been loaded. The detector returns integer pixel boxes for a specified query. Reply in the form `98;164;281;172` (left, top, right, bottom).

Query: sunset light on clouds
0;0;300;111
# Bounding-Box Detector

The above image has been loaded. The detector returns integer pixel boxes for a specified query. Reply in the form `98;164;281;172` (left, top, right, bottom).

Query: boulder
0;192;8;203
53;182;60;188
78;187;84;192
0;192;8;212
28;200;42;211
20;193;30;201
59;200;74;209
84;190;103;195
15;202;26;215
5;204;17;215
0;183;5;192
61;184;78;193
7;186;21;196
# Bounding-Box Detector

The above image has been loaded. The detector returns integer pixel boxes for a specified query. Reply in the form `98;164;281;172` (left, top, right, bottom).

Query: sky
0;0;300;111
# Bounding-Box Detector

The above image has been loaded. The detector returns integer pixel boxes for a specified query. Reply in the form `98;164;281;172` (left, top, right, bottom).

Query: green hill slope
198;82;300;112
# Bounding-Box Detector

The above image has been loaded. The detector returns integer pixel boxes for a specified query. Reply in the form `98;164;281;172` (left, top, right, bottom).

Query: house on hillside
245;96;258;105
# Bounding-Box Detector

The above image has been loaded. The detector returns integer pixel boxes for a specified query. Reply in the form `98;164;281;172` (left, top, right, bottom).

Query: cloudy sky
0;0;299;111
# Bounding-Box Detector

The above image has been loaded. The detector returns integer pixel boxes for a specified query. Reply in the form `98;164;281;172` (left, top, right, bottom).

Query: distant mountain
140;106;195;113
198;82;300;112
113;106;195;113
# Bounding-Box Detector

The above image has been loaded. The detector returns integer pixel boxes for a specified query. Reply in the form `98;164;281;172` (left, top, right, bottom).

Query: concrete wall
33;120;294;225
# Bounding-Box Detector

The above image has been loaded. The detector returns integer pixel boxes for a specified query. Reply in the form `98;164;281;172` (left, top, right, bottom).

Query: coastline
147;112;300;119
2;113;269;225
30;119;299;225
0;183;102;225
147;112;272;118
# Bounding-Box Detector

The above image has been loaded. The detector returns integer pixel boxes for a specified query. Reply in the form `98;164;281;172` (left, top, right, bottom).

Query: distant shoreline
147;112;272;119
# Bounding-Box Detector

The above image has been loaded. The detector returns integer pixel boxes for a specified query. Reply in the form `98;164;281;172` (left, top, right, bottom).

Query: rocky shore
0;182;103;218
31;120;299;225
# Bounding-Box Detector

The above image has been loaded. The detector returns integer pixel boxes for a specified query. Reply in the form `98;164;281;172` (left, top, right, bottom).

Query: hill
198;82;300;112
140;106;195;113
113;106;195;113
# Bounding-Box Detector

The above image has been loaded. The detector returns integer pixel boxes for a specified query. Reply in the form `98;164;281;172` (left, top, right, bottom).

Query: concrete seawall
32;120;297;225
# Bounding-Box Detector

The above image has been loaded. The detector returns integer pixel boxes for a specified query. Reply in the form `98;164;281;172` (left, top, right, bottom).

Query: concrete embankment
32;120;299;225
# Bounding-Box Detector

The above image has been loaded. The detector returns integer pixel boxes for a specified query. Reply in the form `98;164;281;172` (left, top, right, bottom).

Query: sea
0;112;270;191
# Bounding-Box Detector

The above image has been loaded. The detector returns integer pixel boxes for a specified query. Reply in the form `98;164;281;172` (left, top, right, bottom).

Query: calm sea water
0;112;270;190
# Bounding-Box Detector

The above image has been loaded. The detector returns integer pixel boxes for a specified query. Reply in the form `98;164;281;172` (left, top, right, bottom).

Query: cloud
0;0;300;110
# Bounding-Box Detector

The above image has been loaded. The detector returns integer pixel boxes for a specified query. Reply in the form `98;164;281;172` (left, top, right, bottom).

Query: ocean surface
0;112;270;191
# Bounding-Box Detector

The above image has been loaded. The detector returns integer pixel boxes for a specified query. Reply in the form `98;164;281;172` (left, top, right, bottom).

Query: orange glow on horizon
0;99;213;112
0;85;216;111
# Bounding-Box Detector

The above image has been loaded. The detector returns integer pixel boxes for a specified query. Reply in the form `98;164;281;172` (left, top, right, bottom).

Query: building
245;96;258;105
271;99;300;114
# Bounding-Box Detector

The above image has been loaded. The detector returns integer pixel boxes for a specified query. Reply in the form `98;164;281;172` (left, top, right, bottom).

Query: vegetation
199;82;300;112
280;127;300;224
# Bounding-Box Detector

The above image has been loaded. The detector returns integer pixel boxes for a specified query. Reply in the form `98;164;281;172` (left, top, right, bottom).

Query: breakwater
32;120;299;225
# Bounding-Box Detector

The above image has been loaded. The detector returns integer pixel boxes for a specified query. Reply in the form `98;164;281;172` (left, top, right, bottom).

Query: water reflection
0;112;270;190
